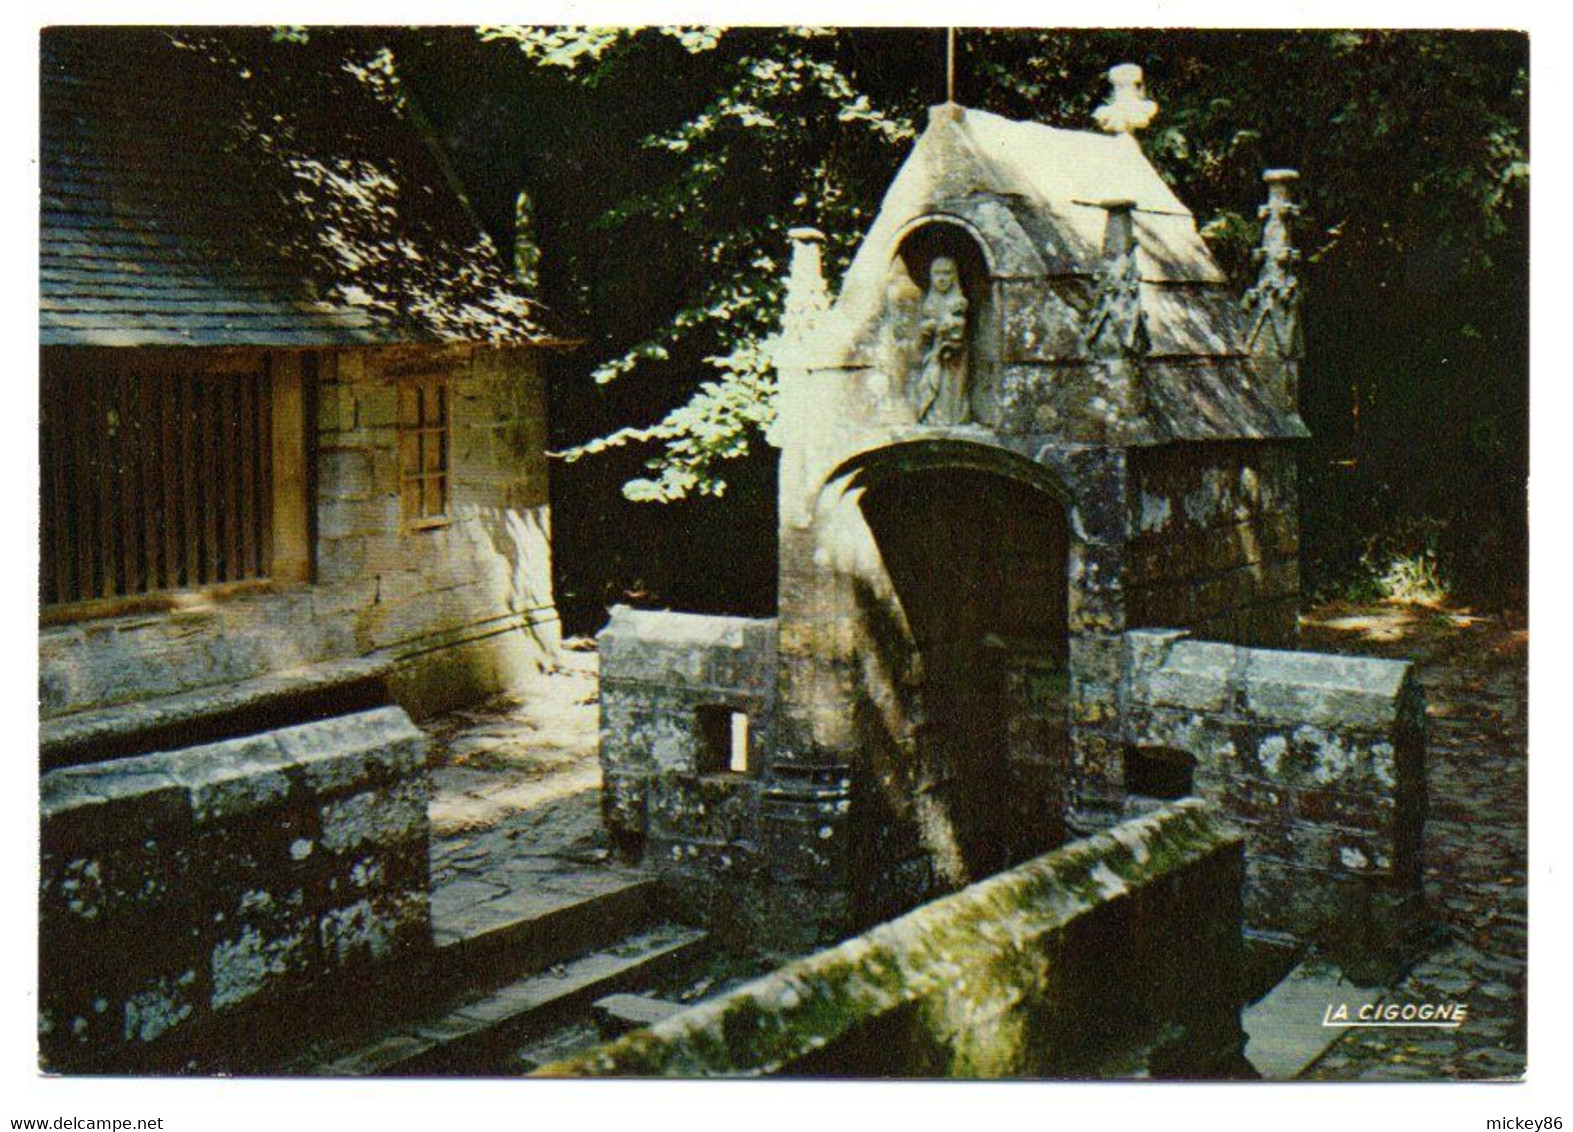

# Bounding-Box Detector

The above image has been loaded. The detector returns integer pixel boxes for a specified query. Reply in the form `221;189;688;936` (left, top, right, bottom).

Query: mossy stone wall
539;800;1248;1079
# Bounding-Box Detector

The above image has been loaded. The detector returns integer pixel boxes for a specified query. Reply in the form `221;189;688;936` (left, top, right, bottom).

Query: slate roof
821;103;1308;444
41;28;558;348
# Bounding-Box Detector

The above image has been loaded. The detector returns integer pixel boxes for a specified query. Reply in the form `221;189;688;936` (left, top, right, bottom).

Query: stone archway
814;441;1072;913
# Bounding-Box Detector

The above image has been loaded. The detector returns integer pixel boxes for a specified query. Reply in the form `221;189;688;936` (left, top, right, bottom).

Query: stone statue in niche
912;256;971;425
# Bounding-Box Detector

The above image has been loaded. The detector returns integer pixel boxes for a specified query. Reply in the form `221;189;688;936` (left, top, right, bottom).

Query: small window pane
696;705;749;775
398;375;451;527
730;713;750;774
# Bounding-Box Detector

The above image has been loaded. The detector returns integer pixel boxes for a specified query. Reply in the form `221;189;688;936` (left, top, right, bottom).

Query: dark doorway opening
857;463;1070;890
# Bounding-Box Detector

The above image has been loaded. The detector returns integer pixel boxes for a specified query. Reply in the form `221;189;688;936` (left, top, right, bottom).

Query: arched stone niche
881;219;998;427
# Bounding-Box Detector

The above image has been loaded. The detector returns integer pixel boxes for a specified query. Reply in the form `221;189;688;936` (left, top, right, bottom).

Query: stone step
1242;931;1304;1005
431;868;662;989
510;1019;606;1073
592;992;685;1037
40;653;398;770
1243;959;1382;1080
307;922;709;1077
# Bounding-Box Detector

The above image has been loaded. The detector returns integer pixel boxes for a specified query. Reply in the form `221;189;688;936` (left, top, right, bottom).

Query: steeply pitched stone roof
41;28;559;348
819;104;1308;444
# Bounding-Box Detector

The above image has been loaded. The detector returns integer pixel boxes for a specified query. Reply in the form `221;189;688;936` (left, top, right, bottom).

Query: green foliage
450;29;1525;522
1373;551;1450;608
469;26;917;500
562;337;779;502
1329;519;1453;607
386;27;1526;613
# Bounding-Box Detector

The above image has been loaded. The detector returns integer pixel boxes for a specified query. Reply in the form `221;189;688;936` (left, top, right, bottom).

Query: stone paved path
419;643;645;929
1298;602;1528;1081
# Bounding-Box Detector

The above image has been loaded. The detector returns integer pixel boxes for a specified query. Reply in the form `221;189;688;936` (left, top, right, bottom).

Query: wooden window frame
397;372;453;532
40;348;313;626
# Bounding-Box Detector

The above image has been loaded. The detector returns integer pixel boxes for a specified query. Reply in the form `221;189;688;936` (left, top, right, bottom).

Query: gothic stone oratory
600;69;1426;968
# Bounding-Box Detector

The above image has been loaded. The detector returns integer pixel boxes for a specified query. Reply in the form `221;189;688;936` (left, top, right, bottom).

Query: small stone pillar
780;227;830;351
774;226;831;530
1241;169;1305;411
1079;199;1150;431
1101;197;1136;257
1080;200;1148;357
1066;200;1148;832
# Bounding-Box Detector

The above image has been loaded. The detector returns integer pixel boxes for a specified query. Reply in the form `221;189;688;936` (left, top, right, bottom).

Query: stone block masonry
597;607;851;951
539;801;1249;1079
1125;443;1300;649
38;707;432;1073
40;344;560;726
1121;630;1427;977
600;613;1427;977
594;87;1430;997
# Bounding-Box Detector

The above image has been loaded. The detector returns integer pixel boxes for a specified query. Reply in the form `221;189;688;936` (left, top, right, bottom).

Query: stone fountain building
599;68;1426;973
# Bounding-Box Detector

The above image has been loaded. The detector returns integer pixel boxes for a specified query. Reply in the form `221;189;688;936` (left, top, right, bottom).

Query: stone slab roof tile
962;109;1191;217
40;28;560;349
816;103;1306;444
1143;359;1309;442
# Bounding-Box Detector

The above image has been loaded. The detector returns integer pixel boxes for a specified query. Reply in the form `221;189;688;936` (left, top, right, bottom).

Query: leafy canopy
459;28;1524;518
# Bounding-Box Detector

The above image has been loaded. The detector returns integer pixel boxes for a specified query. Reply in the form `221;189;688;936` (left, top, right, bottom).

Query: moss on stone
535;800;1239;1078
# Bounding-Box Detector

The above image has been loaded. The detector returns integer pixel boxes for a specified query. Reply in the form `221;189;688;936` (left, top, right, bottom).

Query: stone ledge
275;710;429;795
42;707;428;847
1124;630;1418;732
601;607;773;642
1243;650;1412;731
1116;628;1426;971
538;800;1245;1078
599;607;778;686
39;706;433;1072
40;654;400;770
41;757;192;846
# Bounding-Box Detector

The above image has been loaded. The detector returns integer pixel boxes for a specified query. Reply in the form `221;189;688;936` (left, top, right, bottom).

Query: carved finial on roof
1241;170;1304;359
929;102;965;127
1080;199;1149;358
1093;64;1158;135
779;227;830;362
1259;170;1301;259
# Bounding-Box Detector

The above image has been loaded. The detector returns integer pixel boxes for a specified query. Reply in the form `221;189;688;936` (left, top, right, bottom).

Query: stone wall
1125;443;1300;648
1121;630;1426;976
40;344;559;723
539;801;1249;1079
596;608;825;947
38;707;432;1072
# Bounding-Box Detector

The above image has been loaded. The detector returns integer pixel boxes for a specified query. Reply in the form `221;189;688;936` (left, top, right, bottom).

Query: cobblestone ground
1299;601;1528;1081
422;641;621;893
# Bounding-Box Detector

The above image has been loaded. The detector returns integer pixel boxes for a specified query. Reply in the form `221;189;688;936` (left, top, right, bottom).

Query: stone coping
40;653;400;770
1125;629;1418;731
42;705;428;845
536;799;1240;1078
600;607;777;648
